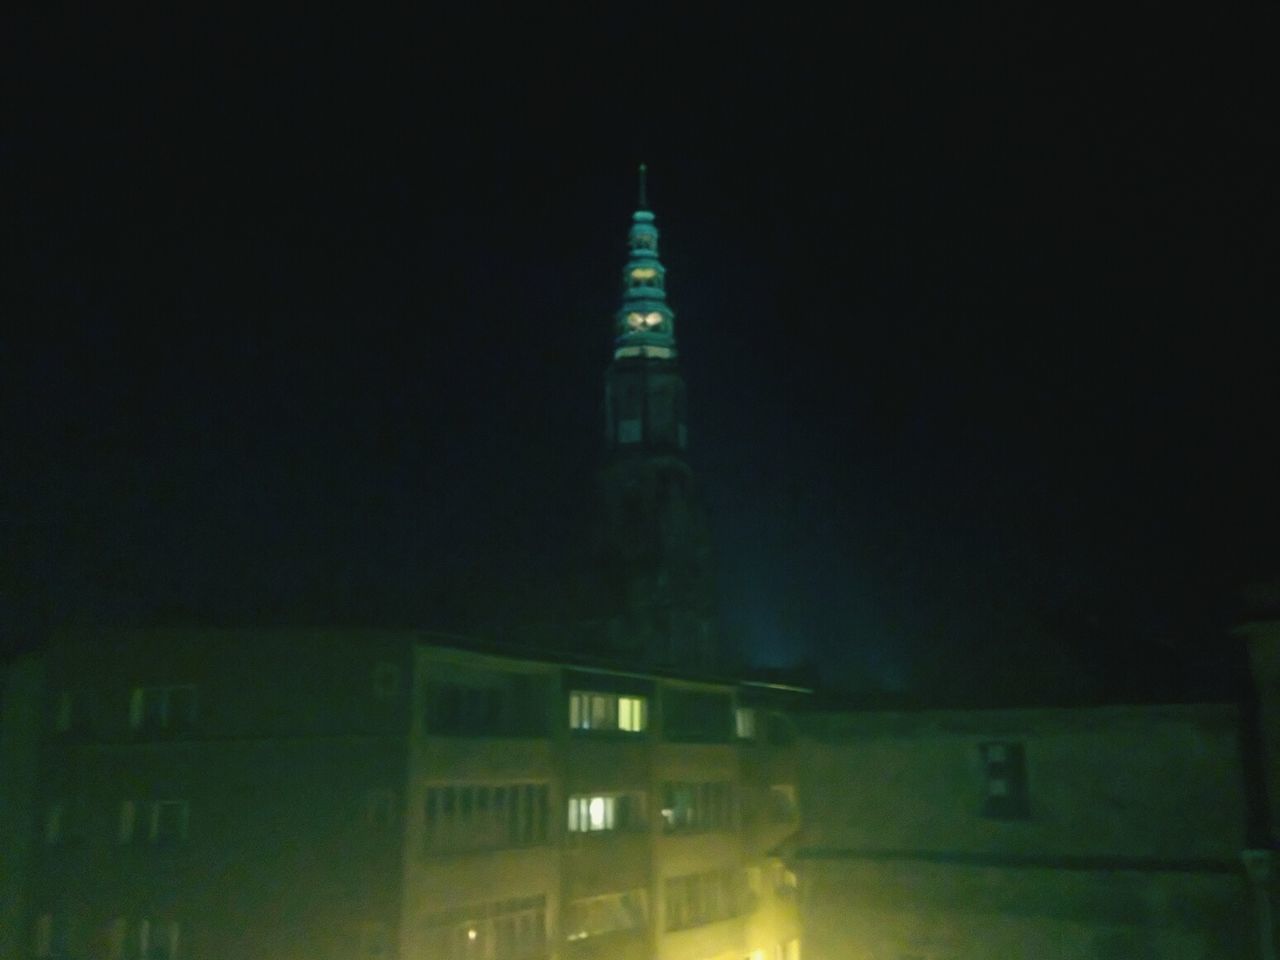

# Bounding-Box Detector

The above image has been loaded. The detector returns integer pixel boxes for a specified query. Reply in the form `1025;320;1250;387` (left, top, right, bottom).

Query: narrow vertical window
54;692;73;733
119;800;137;844
980;741;1029;819
44;802;63;845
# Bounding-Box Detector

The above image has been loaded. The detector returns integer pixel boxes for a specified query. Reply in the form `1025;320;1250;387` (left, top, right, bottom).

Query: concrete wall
27;628;413;960
793;704;1253;959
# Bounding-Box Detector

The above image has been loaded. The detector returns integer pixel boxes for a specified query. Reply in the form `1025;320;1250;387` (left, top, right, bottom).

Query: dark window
423;783;549;853
424;677;548;738
130;685;196;735
661;782;735;833
663;869;748;931
980;741;1030;820
423;896;545;960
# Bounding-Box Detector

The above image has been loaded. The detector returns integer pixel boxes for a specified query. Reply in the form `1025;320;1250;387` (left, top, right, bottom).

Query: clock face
644;312;663;328
626;312;645;330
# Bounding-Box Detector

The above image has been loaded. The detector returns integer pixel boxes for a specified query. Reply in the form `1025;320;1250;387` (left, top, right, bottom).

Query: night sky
4;9;1277;704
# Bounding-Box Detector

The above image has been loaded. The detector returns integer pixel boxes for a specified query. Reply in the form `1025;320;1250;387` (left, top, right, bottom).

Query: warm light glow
467;928;477;941
588;796;607;830
630;267;658;280
643;311;663;327
626;311;645;330
618;696;645;731
569;692;648;732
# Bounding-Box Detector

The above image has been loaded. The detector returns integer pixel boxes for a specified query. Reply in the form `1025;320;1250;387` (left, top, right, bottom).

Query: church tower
593;167;719;670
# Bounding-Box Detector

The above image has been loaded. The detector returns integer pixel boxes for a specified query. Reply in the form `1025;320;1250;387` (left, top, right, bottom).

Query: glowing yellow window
618;696;646;732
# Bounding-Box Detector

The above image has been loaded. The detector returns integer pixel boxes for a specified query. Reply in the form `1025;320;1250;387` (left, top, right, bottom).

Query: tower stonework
593;170;719;670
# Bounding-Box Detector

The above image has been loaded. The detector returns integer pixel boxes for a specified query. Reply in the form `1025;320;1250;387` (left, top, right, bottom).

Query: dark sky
4;8;1277;703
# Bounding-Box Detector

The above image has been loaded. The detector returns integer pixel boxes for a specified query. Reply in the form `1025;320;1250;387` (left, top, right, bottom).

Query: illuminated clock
644;312;663;327
626;312;645;330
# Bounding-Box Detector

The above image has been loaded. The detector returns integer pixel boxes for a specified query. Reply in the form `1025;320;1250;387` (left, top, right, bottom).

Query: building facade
790;704;1257;959
13;628;801;960
22;628;414;960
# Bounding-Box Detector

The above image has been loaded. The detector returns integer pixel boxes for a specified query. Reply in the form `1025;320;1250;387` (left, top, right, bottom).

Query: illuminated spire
614;166;675;359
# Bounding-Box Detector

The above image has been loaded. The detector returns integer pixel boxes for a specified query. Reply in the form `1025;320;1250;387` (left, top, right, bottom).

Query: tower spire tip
637;162;649;211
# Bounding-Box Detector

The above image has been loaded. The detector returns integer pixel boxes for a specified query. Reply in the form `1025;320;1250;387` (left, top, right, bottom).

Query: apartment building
14;627;802;960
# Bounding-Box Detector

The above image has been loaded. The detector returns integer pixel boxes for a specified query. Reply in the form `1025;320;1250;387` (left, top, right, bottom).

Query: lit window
567;792;646;833
735;707;757;739
619;696;645;731
568;795;614;832
568;691;647;733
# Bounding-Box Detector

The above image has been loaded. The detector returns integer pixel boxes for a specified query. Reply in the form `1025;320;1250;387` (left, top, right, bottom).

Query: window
32;913;70;958
766;784;798;823
564;890;647;941
735;707;757;740
151;800;189;844
424;676;548;737
773;864;799;898
664;869;750;931
138;919;180;960
423;783;549;853
129;686;196;734
566;792;646;833
119;800;189;845
568;691;647;733
43;802;64;845
371;662;401;700
661;781;735;833
363;789;398;829
979;741;1029;820
423;896;545;960
53;692;74;733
